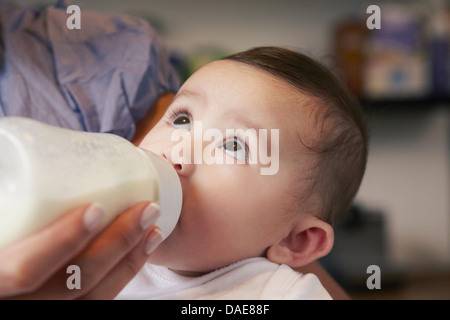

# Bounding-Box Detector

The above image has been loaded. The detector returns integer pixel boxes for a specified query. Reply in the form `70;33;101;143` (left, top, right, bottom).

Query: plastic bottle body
0;117;182;249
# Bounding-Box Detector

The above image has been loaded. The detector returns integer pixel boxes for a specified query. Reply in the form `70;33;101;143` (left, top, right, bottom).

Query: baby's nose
162;150;194;177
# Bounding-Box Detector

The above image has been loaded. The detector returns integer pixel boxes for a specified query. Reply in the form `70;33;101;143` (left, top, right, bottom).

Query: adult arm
296;261;350;300
132;92;175;146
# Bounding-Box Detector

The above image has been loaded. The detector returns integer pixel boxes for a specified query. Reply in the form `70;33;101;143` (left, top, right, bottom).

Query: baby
116;46;368;299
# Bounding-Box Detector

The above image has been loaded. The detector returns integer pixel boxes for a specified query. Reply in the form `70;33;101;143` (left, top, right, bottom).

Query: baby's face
139;60;312;275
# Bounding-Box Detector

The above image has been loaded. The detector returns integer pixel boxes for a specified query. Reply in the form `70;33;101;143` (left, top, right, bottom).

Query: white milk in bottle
0;117;182;249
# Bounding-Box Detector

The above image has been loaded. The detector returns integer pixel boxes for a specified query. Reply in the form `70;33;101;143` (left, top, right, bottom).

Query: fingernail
145;228;164;255
83;203;106;231
140;203;160;230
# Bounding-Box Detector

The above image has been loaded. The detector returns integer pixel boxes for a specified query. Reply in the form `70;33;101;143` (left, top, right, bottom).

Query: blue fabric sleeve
0;0;180;139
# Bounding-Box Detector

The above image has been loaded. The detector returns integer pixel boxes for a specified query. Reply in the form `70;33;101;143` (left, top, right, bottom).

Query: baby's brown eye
172;113;191;130
222;137;248;162
174;116;189;125
224;140;241;151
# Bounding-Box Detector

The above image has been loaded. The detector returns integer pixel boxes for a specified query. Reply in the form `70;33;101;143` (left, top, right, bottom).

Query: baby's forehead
192;59;312;106
186;59;320;141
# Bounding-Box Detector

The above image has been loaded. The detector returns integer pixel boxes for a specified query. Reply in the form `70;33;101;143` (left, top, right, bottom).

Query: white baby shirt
115;257;332;300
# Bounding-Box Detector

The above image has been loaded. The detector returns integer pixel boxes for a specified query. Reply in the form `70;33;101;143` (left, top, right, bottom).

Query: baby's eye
221;137;248;162
172;112;191;131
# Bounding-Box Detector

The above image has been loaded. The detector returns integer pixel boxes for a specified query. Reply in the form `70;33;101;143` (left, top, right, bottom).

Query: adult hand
0;201;162;300
296;261;350;300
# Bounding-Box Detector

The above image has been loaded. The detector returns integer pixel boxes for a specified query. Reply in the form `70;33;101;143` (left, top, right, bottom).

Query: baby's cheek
139;124;171;148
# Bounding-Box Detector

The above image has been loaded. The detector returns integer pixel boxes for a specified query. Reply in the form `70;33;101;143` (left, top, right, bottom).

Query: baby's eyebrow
175;88;263;132
174;89;203;103
227;112;261;134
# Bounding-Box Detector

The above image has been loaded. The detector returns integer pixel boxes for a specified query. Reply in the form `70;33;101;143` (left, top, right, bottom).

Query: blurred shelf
360;95;450;112
349;271;450;300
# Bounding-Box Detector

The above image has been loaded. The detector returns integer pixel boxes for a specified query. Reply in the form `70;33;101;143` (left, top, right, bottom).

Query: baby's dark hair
224;46;368;225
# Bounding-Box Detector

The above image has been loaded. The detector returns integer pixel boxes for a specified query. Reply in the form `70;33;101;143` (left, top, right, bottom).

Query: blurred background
17;0;450;299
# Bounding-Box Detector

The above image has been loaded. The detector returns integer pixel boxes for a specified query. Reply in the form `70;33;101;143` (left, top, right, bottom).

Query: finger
0;203;105;298
22;202;160;299
80;227;164;300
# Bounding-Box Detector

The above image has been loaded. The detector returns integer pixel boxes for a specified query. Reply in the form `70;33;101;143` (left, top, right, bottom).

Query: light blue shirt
0;0;179;139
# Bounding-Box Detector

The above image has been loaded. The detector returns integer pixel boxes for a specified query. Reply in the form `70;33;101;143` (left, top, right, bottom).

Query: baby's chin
146;254;209;277
146;245;223;277
168;268;209;277
144;230;188;266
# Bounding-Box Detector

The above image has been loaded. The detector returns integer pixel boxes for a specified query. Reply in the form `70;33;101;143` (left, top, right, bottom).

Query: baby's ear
266;215;334;268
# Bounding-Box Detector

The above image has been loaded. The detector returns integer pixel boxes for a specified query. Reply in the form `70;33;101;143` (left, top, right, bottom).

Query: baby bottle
0;116;182;249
